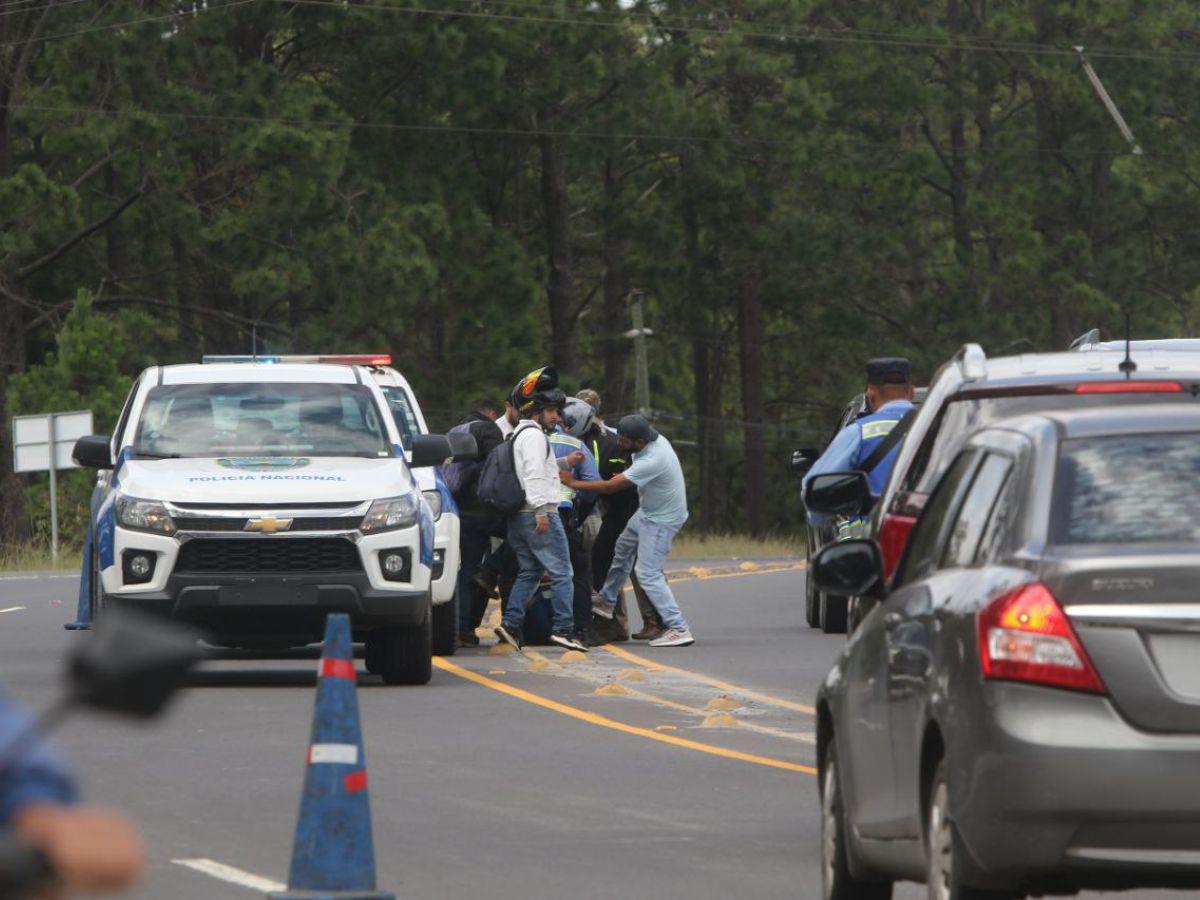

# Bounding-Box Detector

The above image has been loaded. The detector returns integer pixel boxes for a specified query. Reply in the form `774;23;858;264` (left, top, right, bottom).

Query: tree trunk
738;269;767;536
947;0;972;269
0;292;27;542
539;133;578;374
599;156;628;414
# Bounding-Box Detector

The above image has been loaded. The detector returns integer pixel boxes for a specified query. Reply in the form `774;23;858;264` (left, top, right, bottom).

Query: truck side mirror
410;434;453;468
446;431;479;463
791;447;819;477
803;471;873;516
72;435;114;469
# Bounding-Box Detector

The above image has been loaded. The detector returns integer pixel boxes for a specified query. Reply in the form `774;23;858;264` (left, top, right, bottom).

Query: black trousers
559;508;592;632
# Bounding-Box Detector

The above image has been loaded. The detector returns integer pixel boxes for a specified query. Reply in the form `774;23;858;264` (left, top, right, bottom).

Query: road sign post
12;410;94;562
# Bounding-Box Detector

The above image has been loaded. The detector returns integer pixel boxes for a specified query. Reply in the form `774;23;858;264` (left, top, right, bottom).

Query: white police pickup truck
71;360;463;685
203;354;467;654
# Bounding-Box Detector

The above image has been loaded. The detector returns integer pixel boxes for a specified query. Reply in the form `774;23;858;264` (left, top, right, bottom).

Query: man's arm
561;471;634;495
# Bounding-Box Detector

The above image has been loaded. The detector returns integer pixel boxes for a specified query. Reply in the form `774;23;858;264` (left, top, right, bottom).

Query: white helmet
562;397;596;438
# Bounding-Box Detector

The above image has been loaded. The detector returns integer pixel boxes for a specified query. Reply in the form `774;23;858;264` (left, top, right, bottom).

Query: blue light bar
201;355;280;364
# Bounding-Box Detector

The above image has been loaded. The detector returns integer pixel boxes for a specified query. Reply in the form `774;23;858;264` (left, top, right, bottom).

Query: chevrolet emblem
245;517;293;533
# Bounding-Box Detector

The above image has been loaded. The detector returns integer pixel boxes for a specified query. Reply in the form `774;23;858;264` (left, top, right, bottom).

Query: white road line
0;606;26;614
171;858;285;893
0;573;75;581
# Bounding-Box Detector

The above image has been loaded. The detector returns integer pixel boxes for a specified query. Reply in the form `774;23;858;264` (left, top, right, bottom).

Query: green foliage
5;0;1200;543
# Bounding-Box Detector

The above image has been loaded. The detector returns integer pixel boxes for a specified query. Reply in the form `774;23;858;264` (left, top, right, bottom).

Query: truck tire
372;594;433;685
820;593;848;635
432;592;458;656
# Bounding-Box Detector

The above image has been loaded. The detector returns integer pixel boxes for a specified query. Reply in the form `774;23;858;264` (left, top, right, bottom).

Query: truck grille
174;516;362;533
175;538;362;573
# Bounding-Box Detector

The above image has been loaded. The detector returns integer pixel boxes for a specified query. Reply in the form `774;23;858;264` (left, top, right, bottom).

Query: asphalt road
0;565;1181;899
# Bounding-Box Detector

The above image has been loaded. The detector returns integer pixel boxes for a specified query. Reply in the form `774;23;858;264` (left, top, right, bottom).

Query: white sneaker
648;628;694;647
591;591;615;620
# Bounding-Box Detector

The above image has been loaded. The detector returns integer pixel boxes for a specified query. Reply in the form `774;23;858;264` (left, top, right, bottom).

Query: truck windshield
132;383;393;459
1053;432;1200;545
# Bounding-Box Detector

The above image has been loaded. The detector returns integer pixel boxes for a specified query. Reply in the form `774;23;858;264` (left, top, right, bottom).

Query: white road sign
13;410;94;473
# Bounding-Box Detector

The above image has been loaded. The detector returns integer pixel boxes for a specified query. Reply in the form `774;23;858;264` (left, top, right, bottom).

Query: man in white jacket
494;384;588;652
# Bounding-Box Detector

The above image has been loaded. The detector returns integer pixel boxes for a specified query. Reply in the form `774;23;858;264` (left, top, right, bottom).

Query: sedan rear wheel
926;761;1014;900
822;739;893;900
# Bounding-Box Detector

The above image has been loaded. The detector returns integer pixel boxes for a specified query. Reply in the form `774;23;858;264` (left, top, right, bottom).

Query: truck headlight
422;490;442;521
115;496;176;534
361;494;420;533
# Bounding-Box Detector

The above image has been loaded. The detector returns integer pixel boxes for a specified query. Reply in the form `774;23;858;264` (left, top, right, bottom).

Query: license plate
218;584;318;606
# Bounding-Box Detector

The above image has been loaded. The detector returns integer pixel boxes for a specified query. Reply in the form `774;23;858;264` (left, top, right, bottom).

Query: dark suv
793;389;926;634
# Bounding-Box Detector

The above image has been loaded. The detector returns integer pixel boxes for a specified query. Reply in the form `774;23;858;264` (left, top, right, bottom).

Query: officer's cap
866;357;912;386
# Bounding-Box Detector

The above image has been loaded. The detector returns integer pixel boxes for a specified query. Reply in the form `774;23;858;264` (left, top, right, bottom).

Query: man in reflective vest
803;357;916;540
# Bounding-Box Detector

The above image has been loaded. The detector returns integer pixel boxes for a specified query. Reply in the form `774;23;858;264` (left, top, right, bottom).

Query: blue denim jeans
598;510;688;632
503;511;575;633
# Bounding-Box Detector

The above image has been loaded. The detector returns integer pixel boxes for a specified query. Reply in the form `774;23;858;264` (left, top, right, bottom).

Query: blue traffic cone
64;522;94;631
269;614;394;900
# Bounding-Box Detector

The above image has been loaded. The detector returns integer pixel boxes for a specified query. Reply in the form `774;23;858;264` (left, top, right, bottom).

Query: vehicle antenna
1118;312;1136;379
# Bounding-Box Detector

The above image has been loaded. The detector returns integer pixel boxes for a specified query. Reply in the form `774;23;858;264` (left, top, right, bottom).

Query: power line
7;102;1176;159
273;0;1200;65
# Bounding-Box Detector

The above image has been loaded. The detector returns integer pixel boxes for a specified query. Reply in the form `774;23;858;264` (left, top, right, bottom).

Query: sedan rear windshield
1053;433;1200;545
133;383;393;459
909;390;1199;495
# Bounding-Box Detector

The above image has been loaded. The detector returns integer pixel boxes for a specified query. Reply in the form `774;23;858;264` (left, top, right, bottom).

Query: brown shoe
632;625;665;641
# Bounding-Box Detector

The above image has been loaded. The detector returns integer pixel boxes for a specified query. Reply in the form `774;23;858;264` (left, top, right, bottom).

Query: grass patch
0;543;81;573
671;532;801;561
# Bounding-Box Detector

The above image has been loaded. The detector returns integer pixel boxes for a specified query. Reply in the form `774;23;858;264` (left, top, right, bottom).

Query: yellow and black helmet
510;365;561;413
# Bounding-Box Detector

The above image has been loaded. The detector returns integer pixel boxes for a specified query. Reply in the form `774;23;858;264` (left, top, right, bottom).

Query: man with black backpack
480;367;587;653
442;399;506;647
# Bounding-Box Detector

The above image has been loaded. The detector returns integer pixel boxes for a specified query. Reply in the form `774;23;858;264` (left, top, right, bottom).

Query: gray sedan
810;404;1200;899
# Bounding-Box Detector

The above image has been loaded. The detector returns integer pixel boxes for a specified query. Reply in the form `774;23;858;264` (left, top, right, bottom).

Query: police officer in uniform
803;357;916;540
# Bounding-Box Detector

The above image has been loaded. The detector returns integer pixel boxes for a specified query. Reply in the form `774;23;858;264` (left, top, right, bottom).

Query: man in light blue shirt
562;415;694;647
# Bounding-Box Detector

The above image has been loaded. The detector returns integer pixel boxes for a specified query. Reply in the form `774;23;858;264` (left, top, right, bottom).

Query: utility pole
624;292;653;415
1076;47;1143;155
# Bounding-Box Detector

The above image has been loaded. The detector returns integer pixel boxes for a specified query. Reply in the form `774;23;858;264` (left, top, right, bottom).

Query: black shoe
458;631;480;648
494;623;523;650
582;627;615;647
550;630;587;652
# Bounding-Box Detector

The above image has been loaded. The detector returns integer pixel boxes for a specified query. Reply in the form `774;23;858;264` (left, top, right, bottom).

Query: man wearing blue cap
561;414;693;647
803;357;916;539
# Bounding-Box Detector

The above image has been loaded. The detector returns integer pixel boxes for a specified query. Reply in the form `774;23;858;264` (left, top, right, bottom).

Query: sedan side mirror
812;540;884;598
410;434;453;468
791;447;819;477
72;435;114;469
446;431;479;463
804;471;873;516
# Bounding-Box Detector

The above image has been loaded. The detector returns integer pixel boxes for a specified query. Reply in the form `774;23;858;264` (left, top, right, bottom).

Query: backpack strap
858;409;916;475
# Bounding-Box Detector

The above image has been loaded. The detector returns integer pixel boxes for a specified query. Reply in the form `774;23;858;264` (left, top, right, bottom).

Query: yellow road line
600;644;817;715
523;650;815;745
433;657;816;775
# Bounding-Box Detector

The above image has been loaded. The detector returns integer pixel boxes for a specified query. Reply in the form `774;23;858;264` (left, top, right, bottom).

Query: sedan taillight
879;513;916;581
978;583;1106;695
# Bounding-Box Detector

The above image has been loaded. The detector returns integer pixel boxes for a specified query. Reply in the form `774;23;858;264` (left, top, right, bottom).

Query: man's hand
14;804;144;894
534;514;550;535
565;450;585;467
558;470;577;488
